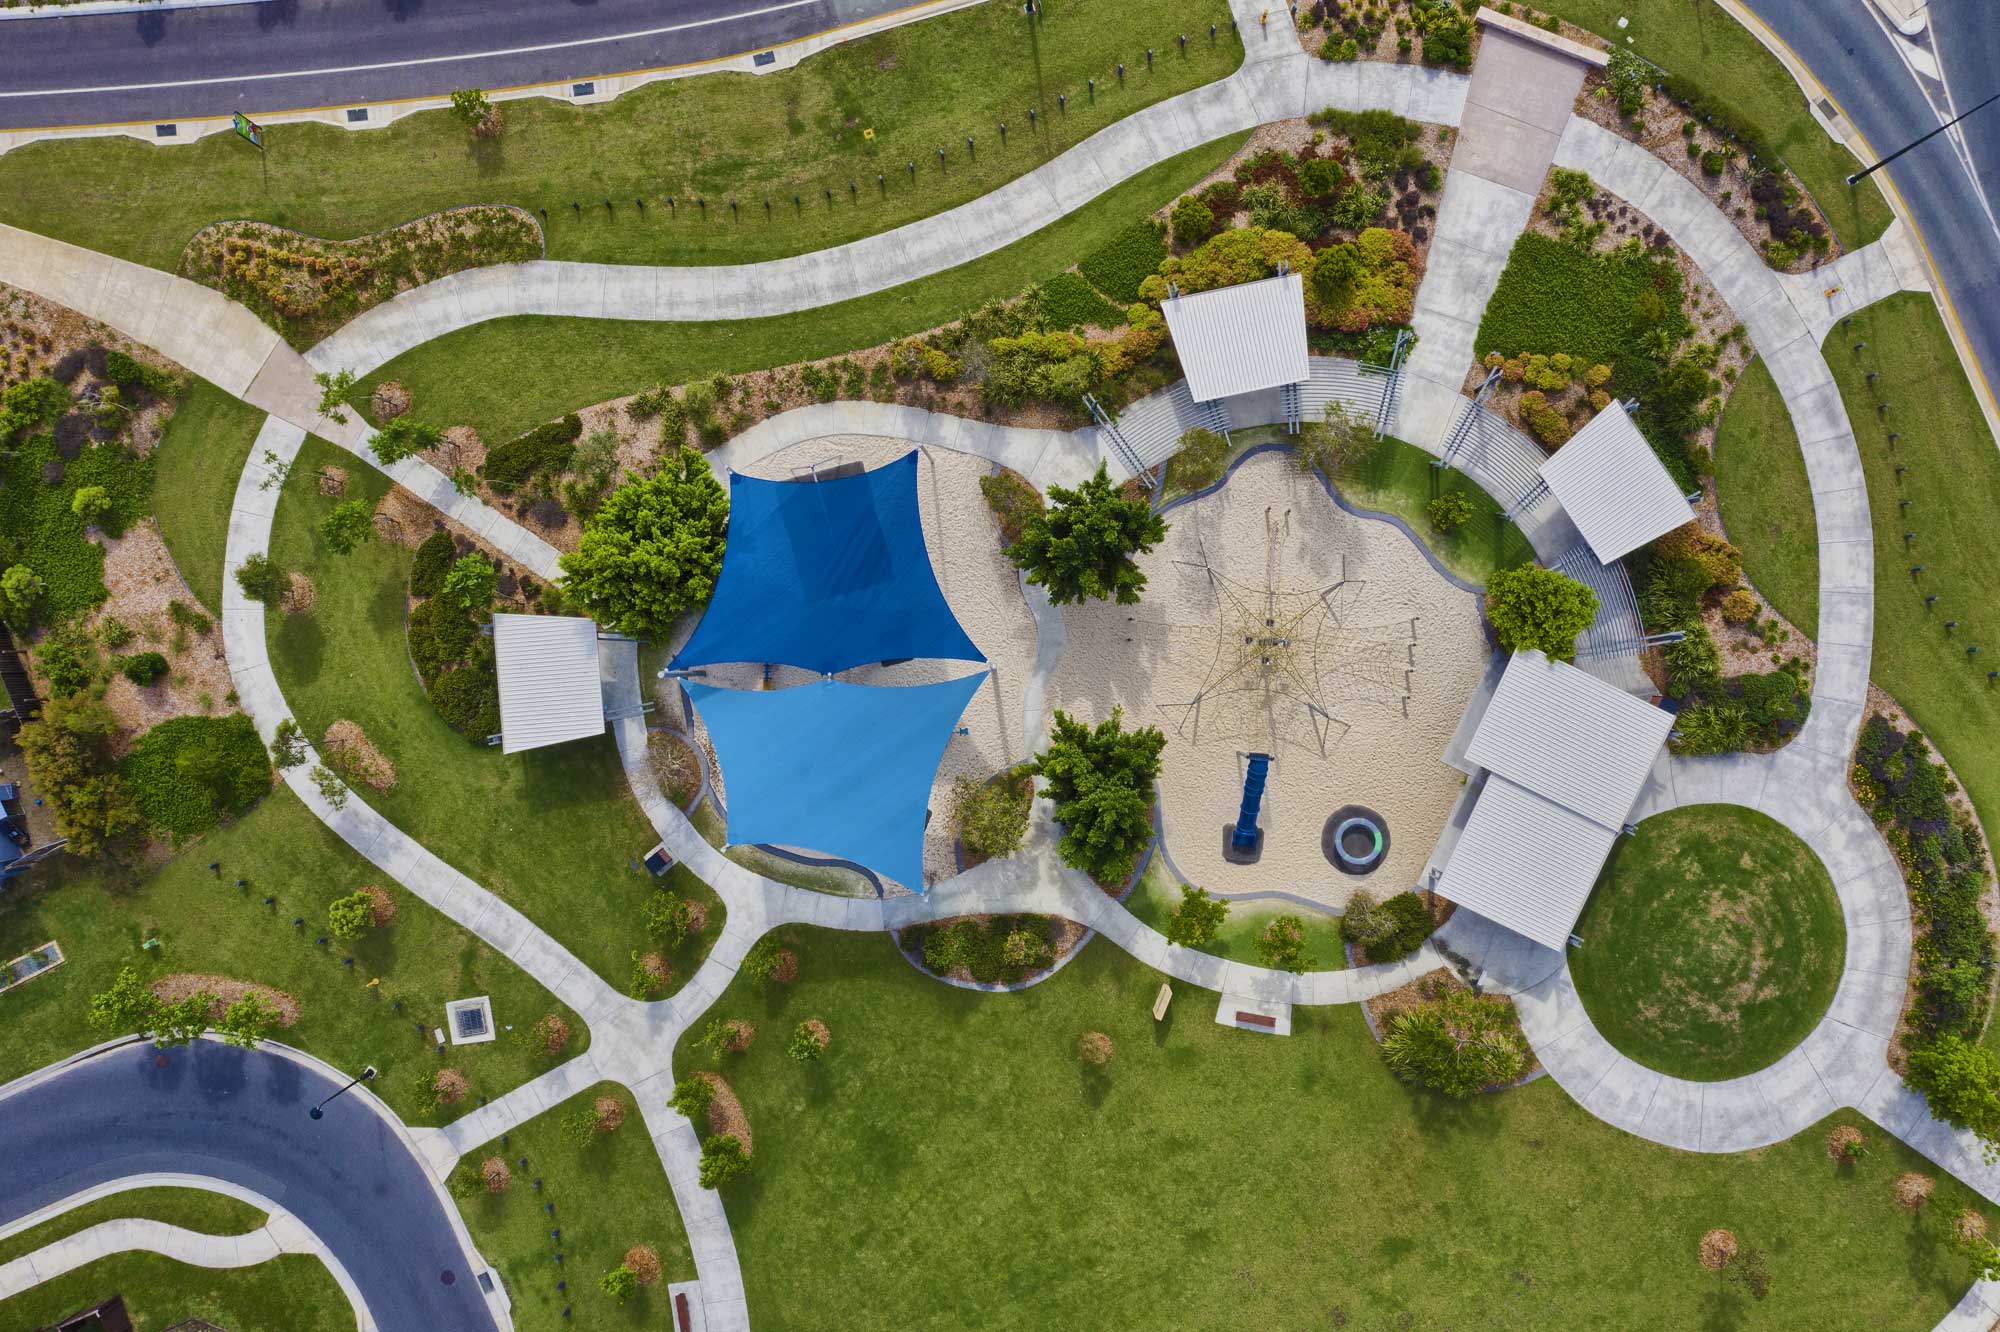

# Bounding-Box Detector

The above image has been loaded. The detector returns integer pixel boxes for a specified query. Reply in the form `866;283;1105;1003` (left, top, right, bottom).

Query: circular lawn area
1569;805;1846;1081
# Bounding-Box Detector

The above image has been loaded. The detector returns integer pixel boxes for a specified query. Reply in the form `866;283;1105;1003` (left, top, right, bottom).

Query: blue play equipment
1232;754;1272;850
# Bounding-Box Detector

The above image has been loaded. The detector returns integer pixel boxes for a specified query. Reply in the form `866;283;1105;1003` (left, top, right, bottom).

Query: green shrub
698;1134;751;1189
1420;18;1472;70
430;661;500;740
669;1074;715;1121
1332;183;1386;230
409;531;457;597
1168;427;1229;491
1256;915;1311;972
1168;195;1214;248
977;470;1044;546
560;448;730;637
1308;107;1422;177
70;485;111;522
657;393;689;447
1668;703;1749;756
1700;149;1730;176
1662;623;1721;699
1517;390;1572;448
328;890;376;940
1484;565;1598;661
168;599;210;636
1383;988;1531;1097
122;713;271;836
35;631;96;697
234;552;289;603
482;413;582;491
406;595;479;682
1296;157;1345;199
1343;891;1432;961
1004;463;1165;606
1078;222;1168;303
952;773;1031;860
600;1265;640;1302
116;650;169;685
1425;492;1473;532
0;429;150;622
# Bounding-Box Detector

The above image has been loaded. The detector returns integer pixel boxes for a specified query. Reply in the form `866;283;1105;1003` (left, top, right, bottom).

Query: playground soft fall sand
1047;450;1489;909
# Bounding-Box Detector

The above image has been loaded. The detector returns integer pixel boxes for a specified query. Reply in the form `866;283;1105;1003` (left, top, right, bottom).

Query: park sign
232;112;264;151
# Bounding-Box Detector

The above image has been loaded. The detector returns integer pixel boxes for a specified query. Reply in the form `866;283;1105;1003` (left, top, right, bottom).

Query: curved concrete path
0;1174;376;1330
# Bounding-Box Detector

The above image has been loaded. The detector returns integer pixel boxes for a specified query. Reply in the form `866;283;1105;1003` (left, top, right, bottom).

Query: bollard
999;121;1007;143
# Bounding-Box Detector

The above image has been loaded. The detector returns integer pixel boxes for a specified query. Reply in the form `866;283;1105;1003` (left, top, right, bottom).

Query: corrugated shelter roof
1463;649;1672;829
670;451;985;676
1537;401;1694;563
1160;273;1311;402
493;613;605;755
1434;774;1621;951
685;672;987;891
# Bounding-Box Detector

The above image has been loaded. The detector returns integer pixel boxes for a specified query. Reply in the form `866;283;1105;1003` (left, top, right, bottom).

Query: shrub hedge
482;413;582;491
1033;271;1127;331
408;530;457;598
1077;221;1168;304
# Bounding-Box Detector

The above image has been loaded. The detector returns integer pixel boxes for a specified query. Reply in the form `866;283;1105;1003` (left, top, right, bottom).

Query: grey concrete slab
1699;1077;1780;1153
1451;101;1563;194
1463;28;1587;135
1812;485;1872;545
1815;642;1872;705
1638;1075;1703;1150
1839;863;1912;928
1753;1045;1839;1133
1826;963;1905;1040
1817;539;1875;597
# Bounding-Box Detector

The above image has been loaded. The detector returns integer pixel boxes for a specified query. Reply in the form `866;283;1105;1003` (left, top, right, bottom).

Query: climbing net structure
1156;507;1418;758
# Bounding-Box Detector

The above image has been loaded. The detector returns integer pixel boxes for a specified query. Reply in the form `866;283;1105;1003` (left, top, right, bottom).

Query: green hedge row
482;413;582;492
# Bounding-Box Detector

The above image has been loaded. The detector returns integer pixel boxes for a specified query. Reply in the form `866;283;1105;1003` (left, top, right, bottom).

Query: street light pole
309;1066;376;1120
1847;90;2000;186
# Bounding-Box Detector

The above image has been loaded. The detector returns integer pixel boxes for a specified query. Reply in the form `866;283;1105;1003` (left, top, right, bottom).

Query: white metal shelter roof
1434;774;1621;951
492;613;605;755
1160;273;1310;403
1537;401;1694;563
1462;649;1674;829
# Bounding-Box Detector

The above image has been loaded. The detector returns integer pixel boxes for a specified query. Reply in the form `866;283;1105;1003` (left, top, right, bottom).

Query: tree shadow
254;0;299;30
382;0;423;17
1700;1287;1744;1332
1079;1061;1111;1108
134;11;166;45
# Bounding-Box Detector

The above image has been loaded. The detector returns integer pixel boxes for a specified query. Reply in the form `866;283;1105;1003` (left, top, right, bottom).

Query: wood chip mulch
148;974;299;1027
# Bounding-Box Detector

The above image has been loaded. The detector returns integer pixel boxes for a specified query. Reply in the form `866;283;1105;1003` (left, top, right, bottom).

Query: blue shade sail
670;451;985;675
685;671;988;892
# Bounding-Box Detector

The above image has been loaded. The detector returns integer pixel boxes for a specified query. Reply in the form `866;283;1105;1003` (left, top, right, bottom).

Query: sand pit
1045;451;1488;908
662;436;1037;890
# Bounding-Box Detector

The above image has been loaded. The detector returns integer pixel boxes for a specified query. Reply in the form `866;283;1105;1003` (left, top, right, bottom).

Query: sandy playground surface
1045;451;1489;909
661;435;1036;892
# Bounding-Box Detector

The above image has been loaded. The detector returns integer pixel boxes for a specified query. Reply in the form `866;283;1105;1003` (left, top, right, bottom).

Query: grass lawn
1712;354;1817;630
453;1083;694;1332
1336;434;1538;586
1123;857;1348;969
351;135;1247;444
0;1187;264;1267
0;1253;353;1332
1474;232;1661;368
679;927;1985;1331
1536;0;1892;250
152;379;270;616
264;437;722;994
0;0;1239;273
0;786;588;1127
1570;805;1844;1081
1827;294;2000;838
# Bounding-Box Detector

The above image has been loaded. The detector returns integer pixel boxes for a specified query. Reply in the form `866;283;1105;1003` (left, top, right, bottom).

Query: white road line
0;0;823;100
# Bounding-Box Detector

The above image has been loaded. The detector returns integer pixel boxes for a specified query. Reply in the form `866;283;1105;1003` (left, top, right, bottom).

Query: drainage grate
753;50;776;66
454;1006;488;1038
571;81;596;97
154;124;177;137
346;107;368;123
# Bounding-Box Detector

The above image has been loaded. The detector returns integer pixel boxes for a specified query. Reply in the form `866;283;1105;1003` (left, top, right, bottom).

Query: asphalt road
0;1041;498;1332
1741;0;2000;414
0;0;904;131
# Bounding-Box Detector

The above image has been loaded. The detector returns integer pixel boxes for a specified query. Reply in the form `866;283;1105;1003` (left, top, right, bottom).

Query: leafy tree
442;552;498;618
17;695;136;857
1028;707;1166;882
367;417;441;466
318;498;376;556
450;88;496;133
234;552;289;603
1483;565;1599;661
1166;884;1229;948
311;764;349;811
698;1134;751;1189
88;966;160;1036
999;929;1047;970
1256;915;1310;972
269;717;309;769
741;937;786;986
1908;1036;2000;1150
559;447;728;637
1382;989;1530;1098
313;369;355;425
151;990;217;1047
921;922;972;974
1003;463;1167;607
217;993;280;1049
1;564;43;622
71;485;112;522
600;1265;640;1302
1292;402;1376;478
328;890;376;940
952;774;1030;860
644;891;698;948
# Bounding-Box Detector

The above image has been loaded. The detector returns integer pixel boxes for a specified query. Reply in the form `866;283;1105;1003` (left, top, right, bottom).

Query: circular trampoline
1323;805;1389;875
